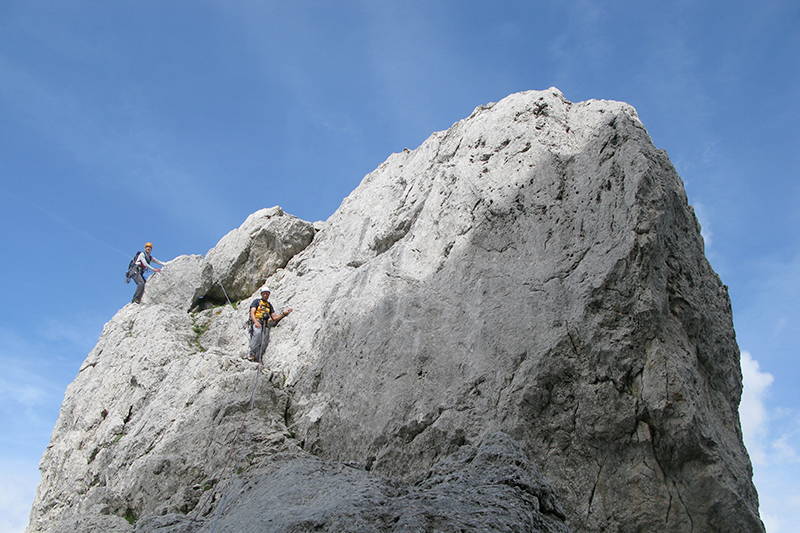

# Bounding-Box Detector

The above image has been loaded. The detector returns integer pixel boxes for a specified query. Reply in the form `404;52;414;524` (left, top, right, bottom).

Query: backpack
124;251;143;283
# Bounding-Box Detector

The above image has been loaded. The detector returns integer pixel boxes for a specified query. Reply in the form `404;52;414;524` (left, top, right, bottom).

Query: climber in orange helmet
127;242;167;304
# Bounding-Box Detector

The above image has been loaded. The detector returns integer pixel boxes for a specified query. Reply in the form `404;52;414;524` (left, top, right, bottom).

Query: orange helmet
144;242;153;248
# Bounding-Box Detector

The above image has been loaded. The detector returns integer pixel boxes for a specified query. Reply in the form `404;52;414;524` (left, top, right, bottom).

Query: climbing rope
187;319;270;522
217;279;236;309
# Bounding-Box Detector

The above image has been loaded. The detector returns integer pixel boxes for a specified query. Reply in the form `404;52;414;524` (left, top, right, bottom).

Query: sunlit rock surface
142;207;315;311
28;88;763;532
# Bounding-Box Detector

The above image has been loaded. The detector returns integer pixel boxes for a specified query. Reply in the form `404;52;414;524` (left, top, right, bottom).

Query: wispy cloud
0;459;39;533
0;51;233;237
745;253;800;347
762;512;782;533
692;202;714;247
740;350;800;529
0;329;64;423
360;2;458;130
772;434;799;463
740;351;774;465
548;1;611;90
41;315;103;352
4;189;130;260
0;319;99;445
0;330;71;533
0;315;100;532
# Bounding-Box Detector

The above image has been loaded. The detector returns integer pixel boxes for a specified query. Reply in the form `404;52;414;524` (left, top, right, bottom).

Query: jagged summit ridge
28;88;763;532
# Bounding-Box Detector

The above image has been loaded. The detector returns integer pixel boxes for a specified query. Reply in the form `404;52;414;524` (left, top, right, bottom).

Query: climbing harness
253;300;273;321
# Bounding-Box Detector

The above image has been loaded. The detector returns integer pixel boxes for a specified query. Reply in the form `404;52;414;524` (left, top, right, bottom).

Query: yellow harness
254;299;273;321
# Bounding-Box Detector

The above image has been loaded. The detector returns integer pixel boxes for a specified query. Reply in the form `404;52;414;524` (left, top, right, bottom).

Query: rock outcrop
142;207;315;311
140;255;211;311
202;207;315;303
28;88;764;532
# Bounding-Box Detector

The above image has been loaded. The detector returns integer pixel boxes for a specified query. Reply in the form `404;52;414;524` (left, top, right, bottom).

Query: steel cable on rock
217;279;236;310
186;317;270;525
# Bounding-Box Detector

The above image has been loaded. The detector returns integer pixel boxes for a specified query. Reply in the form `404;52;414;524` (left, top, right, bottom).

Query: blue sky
1;1;798;531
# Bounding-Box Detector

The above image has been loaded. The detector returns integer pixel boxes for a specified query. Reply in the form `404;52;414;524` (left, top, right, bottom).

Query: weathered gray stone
47;514;132;533
137;208;316;312
141;255;211;311
28;303;298;533
204;206;316;303
28;88;763;532
175;432;569;533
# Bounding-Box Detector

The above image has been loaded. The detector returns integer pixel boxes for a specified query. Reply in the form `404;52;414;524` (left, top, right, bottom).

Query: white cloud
692;203;713;247
740;351;800;530
740;351;774;465
772;434;799;463
761;512;782;533
41;316;102;350
0;329;65;426
0;380;47;409
0;460;39;533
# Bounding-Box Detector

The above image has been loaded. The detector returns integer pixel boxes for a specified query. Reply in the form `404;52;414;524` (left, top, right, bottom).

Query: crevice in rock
503;141;533;165
429;131;463;168
586;458;605;518
496;350;529;410
190;292;231;312
123;405;134;425
396;408;444;444
370;206;423;256
540;247;590;284
79;361;99;373
571;401;581;435
672;479;695;532
136;427;166;460
644;408;696;532
665;491;673;524
566;325;580;358
533;100;549;116
400;182;414;206
283;394;293;435
87;447;100;464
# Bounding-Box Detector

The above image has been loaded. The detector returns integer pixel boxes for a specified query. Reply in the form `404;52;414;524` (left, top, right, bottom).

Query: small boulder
204;207;315;302
141;255;211;311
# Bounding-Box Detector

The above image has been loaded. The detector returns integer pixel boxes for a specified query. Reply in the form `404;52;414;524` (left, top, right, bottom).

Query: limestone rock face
140;207;316;311
141;255;211;311
204;207;316;303
28;88;763;533
135;433;569;533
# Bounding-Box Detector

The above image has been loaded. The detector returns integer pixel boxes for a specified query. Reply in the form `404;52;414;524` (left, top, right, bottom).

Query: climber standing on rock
127;242;166;304
248;287;292;362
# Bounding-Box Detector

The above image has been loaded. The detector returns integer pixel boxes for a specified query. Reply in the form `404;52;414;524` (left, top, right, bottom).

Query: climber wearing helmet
247;286;293;362
128;242;167;304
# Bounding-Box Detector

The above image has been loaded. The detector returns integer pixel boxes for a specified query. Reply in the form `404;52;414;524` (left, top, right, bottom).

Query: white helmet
260;286;271;294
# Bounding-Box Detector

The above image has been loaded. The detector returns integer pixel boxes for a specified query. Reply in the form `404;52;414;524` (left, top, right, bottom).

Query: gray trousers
131;272;146;303
249;323;271;360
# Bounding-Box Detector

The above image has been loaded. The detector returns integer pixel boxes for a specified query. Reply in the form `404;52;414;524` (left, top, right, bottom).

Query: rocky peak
27;88;763;532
